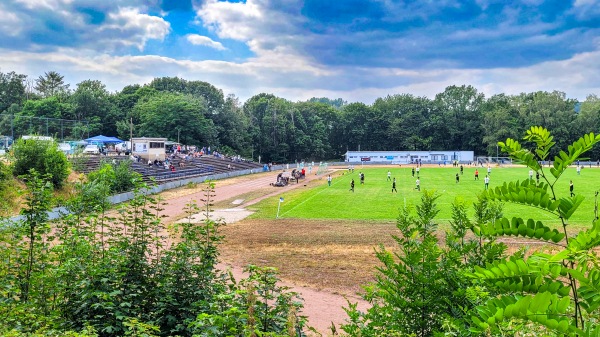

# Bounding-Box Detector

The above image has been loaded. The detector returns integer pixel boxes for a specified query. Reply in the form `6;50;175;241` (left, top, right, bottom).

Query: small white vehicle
115;141;131;155
83;144;100;154
58;143;72;155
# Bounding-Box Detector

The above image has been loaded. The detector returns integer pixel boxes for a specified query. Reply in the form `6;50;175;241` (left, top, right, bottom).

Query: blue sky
1;0;600;103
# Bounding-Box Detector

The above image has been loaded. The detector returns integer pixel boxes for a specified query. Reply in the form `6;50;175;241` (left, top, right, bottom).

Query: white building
132;137;167;161
344;150;474;164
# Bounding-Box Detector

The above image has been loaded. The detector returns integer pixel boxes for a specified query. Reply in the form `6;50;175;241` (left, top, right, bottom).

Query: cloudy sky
1;0;600;103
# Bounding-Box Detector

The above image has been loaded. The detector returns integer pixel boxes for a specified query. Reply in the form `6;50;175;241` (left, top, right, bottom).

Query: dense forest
2;70;600;162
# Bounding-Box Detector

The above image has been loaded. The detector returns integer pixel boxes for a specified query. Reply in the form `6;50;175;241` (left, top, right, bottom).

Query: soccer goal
475;156;513;166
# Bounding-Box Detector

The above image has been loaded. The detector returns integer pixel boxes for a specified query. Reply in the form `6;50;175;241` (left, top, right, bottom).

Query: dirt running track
157;170;369;336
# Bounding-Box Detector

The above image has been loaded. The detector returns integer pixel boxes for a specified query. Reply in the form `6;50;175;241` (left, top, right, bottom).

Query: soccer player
570;180;574;197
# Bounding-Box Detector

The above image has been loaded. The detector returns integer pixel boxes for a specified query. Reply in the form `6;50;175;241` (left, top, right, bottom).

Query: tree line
2;70;600;162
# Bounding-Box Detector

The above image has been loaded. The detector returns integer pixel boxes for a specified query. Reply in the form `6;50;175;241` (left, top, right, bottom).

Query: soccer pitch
249;165;600;228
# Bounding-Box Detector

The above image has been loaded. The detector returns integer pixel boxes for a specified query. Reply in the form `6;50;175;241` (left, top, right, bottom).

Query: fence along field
248;165;600;229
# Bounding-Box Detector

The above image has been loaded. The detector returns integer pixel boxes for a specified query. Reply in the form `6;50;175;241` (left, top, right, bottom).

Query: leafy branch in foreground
469;126;600;335
342;191;506;336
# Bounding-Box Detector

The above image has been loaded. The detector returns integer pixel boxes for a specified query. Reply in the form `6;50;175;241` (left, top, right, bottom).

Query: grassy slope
247;165;600;229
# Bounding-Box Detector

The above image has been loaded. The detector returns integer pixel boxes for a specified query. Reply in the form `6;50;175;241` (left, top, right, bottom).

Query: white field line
278;175;345;217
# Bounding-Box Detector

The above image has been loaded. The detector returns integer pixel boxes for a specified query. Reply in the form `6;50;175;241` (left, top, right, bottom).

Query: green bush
0;176;308;337
112;160;140;193
11;137;70;188
0;160;11;182
88;160;140;194
0;160;18;216
342;191;506;336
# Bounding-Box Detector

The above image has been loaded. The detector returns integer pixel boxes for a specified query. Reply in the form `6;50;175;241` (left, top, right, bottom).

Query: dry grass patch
219;218;399;294
218;217;587;296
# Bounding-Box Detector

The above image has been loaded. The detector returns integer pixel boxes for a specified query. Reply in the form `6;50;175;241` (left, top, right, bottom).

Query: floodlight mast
496;144;499;163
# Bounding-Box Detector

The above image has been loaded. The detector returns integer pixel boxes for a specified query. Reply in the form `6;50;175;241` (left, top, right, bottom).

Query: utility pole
130;117;133;150
496;144;499;163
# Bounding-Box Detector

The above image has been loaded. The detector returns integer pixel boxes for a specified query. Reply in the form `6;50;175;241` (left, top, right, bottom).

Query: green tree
243;94;293;162
34;71;70;98
11;97;74;138
513;91;578;155
480;94;523;156
337;102;376;152
148;77;225;114
11;138;70;188
216;94;251;156
0;70;27;113
373;94;437;151
574;95;600;161
291;102;336;160
307;97;347;109
435;85;485;152
114;85;158;140
70;80;118;136
135;92;216;146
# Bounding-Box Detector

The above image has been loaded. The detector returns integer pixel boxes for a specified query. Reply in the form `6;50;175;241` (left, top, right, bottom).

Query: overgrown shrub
112;160;139;193
11;137;70;188
0;179;307;337
0;160;20;216
88;160;140;194
342;191;506;337
0;160;11;182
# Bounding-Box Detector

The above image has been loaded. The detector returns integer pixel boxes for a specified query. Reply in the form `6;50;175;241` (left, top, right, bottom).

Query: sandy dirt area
161;169;368;335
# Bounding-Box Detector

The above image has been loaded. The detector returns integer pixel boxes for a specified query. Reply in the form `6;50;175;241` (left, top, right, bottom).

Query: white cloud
97;7;171;51
197;0;264;42
186;34;226;50
574;0;599;6
570;0;600;19
2;44;600;105
0;5;22;36
13;0;73;10
197;0;306;54
195;0;329;78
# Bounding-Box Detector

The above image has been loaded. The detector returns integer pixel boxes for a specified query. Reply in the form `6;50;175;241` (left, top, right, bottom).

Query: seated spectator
147;159;152;167
170;164;175;172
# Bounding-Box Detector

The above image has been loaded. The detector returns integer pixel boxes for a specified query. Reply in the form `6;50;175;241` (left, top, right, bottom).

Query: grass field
248;165;600;229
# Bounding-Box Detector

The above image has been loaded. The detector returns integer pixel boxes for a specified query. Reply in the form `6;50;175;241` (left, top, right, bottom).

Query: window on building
149;142;164;149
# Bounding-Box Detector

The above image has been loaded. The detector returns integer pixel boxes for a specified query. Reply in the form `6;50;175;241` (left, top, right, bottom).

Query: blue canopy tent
85;135;124;145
